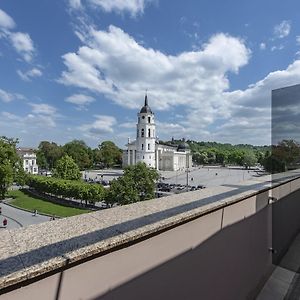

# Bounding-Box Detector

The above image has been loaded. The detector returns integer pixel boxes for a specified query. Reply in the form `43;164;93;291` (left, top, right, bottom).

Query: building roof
177;139;190;152
17;147;36;154
140;94;153;114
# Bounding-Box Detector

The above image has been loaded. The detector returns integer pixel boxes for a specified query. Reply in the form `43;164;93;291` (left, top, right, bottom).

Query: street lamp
186;152;189;191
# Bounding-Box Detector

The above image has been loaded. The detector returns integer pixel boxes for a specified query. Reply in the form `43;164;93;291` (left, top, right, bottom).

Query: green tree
215;150;228;165
53;155;81;180
92;148;102;166
206;150;216;164
98;141;122;168
105;162;159;205
0;137;26;199
192;151;208;165
274;140;300;169
241;151;257;169
27;175;105;205
263;154;286;174
37;141;64;170
63;140;92;170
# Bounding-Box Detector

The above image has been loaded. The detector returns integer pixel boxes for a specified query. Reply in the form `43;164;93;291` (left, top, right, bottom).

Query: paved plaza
85;166;261;190
160;166;260;188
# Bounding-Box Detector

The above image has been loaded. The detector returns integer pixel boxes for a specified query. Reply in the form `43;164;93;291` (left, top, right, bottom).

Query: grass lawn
8;189;91;217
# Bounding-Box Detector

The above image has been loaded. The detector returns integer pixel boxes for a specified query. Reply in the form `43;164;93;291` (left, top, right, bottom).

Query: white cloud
119;121;136;129
1;111;19;120
156;121;187;139
58;24;300;145
0;9;36;62
0;89;14;102
69;0;154;16
79;115;117;137
17;68;42;81
9;32;35;62
1;110;57;135
25;114;56;128
218;60;300;144
59;25;250;113
274;20;291;39
271;44;284;52
69;0;82;9
30;103;57;115
259;42;266;50
0;88;24;102
0;9;15;29
65;93;95;109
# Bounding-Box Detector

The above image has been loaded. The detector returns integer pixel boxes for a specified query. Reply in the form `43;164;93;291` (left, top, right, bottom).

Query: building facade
123;95;192;171
17;148;39;174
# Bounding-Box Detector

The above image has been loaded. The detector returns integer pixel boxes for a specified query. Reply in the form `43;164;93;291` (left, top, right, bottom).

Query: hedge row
27;175;105;203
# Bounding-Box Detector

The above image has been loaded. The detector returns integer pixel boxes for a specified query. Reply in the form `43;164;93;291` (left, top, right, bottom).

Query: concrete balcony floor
257;231;300;299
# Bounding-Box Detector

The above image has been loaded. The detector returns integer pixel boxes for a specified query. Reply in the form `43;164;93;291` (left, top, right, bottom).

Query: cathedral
123;95;192;171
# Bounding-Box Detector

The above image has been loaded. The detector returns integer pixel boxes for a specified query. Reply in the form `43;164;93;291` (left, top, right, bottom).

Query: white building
17;148;39;174
123;95;192;171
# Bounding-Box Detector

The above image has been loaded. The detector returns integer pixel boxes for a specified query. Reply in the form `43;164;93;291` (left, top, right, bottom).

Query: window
141;128;144;137
148;143;150;150
148;128;151;137
142;144;144;150
25;160;28;165
137;129;139;137
148;117;151;123
142;116;145;119
143;156;144;159
32;160;35;165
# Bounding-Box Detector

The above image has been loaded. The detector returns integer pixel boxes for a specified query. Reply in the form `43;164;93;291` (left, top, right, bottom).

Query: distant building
123;95;192;171
17;148;39;174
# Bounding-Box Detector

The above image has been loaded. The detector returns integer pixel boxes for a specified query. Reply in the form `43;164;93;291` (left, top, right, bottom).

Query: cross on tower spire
145;90;148;106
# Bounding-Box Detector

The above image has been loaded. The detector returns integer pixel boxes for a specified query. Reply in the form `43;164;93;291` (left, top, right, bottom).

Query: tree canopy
63;140;93;170
263;140;300;173
98;141;122;168
0;137;26;199
36;141;64;170
52;155;81;180
182;139;268;167
105;162;159;206
36;139;122;171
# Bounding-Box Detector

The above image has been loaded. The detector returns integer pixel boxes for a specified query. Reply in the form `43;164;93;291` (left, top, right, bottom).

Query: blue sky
1;0;300;148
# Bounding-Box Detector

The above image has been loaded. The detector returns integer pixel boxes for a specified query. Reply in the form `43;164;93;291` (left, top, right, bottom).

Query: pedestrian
3;218;7;227
33;209;37;216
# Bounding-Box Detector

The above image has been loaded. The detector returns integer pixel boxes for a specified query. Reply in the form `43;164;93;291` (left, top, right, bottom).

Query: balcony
1;170;300;299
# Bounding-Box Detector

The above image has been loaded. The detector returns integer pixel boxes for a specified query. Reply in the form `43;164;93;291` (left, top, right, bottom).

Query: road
0;202;49;230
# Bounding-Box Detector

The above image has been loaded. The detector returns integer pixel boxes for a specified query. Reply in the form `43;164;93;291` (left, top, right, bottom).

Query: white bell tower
136;94;156;168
